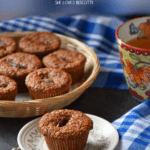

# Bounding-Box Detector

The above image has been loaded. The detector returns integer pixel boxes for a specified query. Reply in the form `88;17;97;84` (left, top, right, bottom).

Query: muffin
0;75;17;100
0;36;17;58
19;32;61;57
25;67;72;99
38;109;93;150
0;52;43;92
43;49;86;84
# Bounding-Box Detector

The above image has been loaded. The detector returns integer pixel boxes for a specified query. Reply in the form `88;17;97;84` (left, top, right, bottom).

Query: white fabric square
115;139;133;150
145;144;150;150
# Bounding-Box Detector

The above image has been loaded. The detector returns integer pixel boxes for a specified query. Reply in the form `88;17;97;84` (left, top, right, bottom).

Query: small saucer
17;113;119;150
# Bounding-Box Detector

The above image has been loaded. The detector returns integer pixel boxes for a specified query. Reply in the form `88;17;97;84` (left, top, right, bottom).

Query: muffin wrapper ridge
27;88;70;99
44;131;89;150
0;89;17;101
65;65;85;85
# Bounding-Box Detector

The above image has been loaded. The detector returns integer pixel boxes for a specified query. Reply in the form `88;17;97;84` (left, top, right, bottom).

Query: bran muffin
38;109;93;150
25;67;72;99
43;49;86;84
0;75;17;100
0;52;43;92
19;32;61;57
0;36;17;58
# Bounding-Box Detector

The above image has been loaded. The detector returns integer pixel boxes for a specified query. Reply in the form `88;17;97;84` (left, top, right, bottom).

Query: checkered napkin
113;100;150;150
0;15;127;89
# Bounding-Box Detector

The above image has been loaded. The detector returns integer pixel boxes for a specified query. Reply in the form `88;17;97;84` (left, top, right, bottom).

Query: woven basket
0;32;100;118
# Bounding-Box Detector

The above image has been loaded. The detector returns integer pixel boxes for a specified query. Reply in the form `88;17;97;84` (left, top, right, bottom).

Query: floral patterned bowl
116;16;150;102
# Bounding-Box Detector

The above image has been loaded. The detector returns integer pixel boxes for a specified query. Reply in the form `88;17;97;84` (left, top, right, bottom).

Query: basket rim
0;31;100;104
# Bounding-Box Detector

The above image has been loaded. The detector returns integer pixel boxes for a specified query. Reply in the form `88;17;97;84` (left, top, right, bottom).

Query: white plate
17;114;119;150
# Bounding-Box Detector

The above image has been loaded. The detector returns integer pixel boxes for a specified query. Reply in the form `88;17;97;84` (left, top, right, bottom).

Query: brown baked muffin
25;67;72;99
0;52;42;92
19;32;61;57
0;36;17;58
43;49;86;84
38;109;93;150
0;75;17;100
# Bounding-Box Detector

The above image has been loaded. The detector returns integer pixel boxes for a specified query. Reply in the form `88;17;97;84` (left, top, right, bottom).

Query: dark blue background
0;0;150;21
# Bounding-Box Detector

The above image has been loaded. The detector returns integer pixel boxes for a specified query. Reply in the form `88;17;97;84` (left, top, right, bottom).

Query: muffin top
19;32;61;55
0;36;17;58
0;52;43;78
25;67;72;92
38;109;93;139
0;75;17;93
43;49;86;70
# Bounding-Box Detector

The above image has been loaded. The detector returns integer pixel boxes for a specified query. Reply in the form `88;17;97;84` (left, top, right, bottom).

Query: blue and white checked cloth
113;100;150;150
0;15;128;90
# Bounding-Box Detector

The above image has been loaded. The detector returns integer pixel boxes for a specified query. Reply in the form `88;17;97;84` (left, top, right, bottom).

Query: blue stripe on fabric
3;23;33;31
56;17;80;26
132;105;150;118
144;127;150;134
98;57;120;61
128;111;146;119
0;27;9;32
1;22;119;56
124;113;150;125
128;139;148;150
88;44;118;54
113;112;150;126
123;136;135;141
100;63;122;69
145;100;150;107
24;17;119;46
127;129;140;135
99;71;126;89
56;17;117;43
93;45;117;55
117;128;128;133
117;128;129;137
86;42;118;53
100;40;118;51
125;115;140;120
120;121;135;126
135;122;149;129
132;110;145;118
91;71;127;89
139;132;150;140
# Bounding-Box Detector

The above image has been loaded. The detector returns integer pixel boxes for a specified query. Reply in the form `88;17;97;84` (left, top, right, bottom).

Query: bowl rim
115;16;150;53
0;31;100;105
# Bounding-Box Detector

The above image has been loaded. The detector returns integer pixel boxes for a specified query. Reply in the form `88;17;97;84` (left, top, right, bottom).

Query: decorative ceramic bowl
116;16;150;102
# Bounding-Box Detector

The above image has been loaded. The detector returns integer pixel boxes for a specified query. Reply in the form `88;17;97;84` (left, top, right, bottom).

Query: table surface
0;87;139;150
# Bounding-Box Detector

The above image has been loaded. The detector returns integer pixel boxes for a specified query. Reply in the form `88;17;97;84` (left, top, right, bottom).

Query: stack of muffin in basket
0;32;86;100
0;32;95;150
0;32;94;150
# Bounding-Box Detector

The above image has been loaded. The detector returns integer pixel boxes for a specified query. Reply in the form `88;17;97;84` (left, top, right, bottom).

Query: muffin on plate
38;109;93;150
43;49;86;84
0;52;43;92
0;75;17;101
25;67;72;99
0;36;17;58
19;32;61;57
